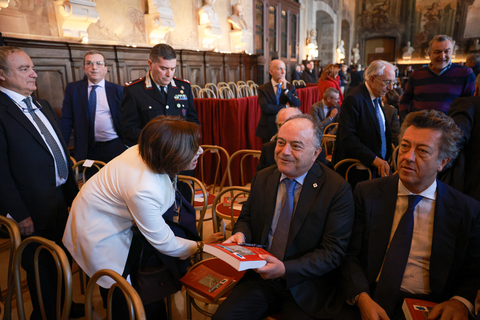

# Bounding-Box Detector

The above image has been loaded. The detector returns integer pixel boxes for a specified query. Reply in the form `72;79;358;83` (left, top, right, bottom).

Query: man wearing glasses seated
60;50;126;163
333;60;395;181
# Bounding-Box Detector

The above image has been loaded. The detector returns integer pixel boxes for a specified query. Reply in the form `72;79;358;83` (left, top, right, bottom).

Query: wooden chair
69;156;77;166
85;269;146;320
212;186;250;236
205;83;219;97
219;87;235;99
236;80;247;87
185;258;245;320
0;216;21;320
246;80;256;86
321;123;338;161
198;88;217;99
177;175;209;240
250;83;259;96
220;149;261;190
390;144;400;174
191;85;202;98
292;80;299;86
199;145;230;195
237;85;253;98
217;82;229;88
298;80;306;86
6;236;73;320
72;160;107;189
227;82;238;97
334;159;372;182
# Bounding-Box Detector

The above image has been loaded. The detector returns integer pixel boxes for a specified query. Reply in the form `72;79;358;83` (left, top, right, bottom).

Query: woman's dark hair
138;116;200;176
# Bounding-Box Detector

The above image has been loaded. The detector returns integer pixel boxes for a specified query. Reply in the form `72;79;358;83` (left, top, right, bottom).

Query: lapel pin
313;183;318;188
180;90;184;94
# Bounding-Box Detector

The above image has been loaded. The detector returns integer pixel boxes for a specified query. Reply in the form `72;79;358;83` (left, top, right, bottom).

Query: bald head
276;107;302;128
269;59;286;83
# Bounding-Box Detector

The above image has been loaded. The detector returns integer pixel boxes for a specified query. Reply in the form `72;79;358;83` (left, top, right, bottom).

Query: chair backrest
334;159;372;182
191;85;202;98
292;80;299;86
236;81;247;87
69;156;77;166
211;186;250;233
198;88;217;99
72;160;107;189
0;216;21;318
298;80;306;86
323;122;338;135
237;85;253;98
390;144;400;174
85;269;146;320
177;175;208;239
220;149;261;190
246;80;256;86
219;87;235;99
217;82;229;88
7;236;72;320
198;145;230;195
205;83;219;97
249;83;259;96
227;82;238;97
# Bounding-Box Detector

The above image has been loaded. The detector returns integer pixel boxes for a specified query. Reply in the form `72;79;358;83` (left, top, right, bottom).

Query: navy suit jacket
333;83;393;175
343;175;480;308
255;82;301;141
233;162;354;318
0;92;78;230
60;79;124;161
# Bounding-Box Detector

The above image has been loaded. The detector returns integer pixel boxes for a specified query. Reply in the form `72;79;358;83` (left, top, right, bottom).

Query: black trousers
86;137;127;163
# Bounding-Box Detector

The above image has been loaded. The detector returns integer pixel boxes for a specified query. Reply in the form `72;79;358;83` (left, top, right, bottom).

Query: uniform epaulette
173;77;191;84
125;77;144;87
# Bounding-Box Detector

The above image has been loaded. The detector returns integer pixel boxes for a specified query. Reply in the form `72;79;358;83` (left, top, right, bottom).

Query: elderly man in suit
309;87;340;129
333;60;394;179
60;50;125;162
0;46;79;319
341;110;480;320
256;59;301;143
213;114;354;320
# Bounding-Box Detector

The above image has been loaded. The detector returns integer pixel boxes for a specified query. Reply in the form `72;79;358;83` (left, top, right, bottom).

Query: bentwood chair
292;80;299;86
220;149;261;190
246;80;256;87
177;175;208;240
217;82;229;88
212;186;250;236
219;87;235;99
72;160;106;189
237;85;253;98
191;85;202;98
334;159;372;182
391;144;400;174
0;216;21;320
250;83;259;96
7;236;73;320
236;81;247;87
298;80;306;86
205;83;219;97
85;269;146;320
227;82;238;97
198;88;217;99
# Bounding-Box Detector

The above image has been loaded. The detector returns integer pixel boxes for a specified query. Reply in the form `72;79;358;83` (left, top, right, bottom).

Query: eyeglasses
85;61;105;66
374;75;396;86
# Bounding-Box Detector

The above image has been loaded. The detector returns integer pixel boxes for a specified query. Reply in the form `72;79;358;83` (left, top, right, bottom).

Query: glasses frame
85;61;105;67
374;75;396;86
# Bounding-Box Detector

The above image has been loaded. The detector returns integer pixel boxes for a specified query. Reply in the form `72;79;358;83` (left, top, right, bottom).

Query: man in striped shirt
399;35;475;121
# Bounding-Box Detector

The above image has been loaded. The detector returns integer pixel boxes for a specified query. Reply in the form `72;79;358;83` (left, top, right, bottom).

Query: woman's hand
202;232;224;244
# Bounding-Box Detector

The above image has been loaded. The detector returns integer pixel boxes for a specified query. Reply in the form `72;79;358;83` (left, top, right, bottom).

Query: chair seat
194;193;216;209
215;202;243;219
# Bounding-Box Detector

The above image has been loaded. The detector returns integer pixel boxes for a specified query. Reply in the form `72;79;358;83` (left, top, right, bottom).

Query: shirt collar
428;62;452;76
398;179;437;201
88;78;105;88
364;81;379;101
280;171;308;186
271;78;281;88
0;86;37;109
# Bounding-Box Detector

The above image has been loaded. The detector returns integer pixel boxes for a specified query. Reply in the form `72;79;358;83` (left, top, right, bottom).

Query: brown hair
149;43;176;63
319;63;339;81
138;116;200;176
83;50;106;65
0;46;24;74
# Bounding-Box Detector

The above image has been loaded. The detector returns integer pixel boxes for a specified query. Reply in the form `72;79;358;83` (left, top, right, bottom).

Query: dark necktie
269;179;297;260
88;85;98;146
374;195;423;315
374;98;387;159
276;83;281;105
160;86;167;100
23;97;68;180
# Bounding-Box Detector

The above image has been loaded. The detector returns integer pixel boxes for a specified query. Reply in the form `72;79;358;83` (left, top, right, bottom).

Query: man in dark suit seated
340;110;480;320
256;59;301;143
213;114;354;320
60;50;126;162
0;46;80;319
257;107;332;171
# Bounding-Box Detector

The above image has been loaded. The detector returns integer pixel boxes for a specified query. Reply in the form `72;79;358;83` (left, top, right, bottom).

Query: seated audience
301;60;318;84
213;114;354;320
340;110;480;320
466;53;480;77
310;87;341;129
318;63;344;105
291;64;302;81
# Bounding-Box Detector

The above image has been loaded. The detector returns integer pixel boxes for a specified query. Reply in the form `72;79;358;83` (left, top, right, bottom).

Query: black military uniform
121;72;200;146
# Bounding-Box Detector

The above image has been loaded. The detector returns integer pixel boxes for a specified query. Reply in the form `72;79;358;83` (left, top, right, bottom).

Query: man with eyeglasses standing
399;35;475;121
333;60;394;181
60;50;126;163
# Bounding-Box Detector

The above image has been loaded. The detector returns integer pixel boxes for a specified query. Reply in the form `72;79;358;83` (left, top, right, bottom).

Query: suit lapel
361;84;381;136
33;97;70;154
319;101;326;119
260;169;281;244
266;82;276;104
80;80;89;119
145;73;165;105
429;181;459;293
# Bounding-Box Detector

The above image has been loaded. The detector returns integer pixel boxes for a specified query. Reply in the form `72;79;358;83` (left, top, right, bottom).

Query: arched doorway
341;20;350;64
316;10;334;65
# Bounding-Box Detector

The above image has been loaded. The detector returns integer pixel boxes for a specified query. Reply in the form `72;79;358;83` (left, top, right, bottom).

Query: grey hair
467;53;480;64
0;46;24;74
399;110;462;170
282;114;323;149
275;107;302;124
324;87;339;99
364;60;395;79
428;35;453;52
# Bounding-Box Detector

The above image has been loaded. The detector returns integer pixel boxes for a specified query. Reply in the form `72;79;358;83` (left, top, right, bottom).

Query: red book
203;243;272;271
180;264;236;302
402;298;437;320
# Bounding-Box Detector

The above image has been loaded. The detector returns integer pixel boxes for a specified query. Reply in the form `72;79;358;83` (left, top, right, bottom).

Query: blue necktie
276;83;282;105
269;179;297;261
374;195;423;315
374;98;387;159
24;97;68;180
88;85;98;146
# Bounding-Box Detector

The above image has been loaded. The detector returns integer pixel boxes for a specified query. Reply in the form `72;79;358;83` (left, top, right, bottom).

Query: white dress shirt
88;79;118;142
365;82;386;132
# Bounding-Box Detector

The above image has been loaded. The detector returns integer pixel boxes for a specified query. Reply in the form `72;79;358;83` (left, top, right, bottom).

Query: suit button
166;105;169;109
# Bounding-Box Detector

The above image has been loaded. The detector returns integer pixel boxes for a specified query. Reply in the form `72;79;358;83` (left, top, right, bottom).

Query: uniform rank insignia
174;94;188;100
182;109;186;116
